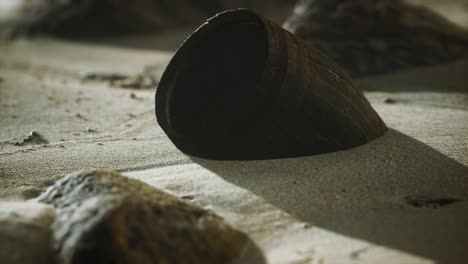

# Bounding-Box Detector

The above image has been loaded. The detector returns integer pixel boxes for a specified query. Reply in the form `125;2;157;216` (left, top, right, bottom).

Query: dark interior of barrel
166;22;269;156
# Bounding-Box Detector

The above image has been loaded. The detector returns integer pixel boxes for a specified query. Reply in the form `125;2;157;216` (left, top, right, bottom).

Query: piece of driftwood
0;201;56;264
283;0;468;77
36;169;248;264
156;9;387;160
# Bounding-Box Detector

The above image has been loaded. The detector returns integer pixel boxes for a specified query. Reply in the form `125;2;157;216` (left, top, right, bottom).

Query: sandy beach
1;33;467;263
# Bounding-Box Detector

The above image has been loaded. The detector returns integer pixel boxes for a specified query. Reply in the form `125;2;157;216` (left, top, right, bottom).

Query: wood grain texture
37;169;248;264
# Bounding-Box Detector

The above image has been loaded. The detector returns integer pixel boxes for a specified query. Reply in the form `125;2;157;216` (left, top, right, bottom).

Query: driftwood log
156;9;387;160
36;169;248;264
0;202;56;264
283;0;468;77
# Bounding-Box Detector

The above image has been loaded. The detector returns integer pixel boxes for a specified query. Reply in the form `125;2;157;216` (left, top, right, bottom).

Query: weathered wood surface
37;169;249;264
0;201;56;264
156;10;387;160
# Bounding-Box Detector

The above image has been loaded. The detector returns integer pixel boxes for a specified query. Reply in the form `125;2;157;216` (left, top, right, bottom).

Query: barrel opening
165;21;269;155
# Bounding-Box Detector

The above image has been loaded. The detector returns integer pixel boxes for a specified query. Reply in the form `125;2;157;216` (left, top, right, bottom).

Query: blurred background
1;0;467;77
0;0;295;36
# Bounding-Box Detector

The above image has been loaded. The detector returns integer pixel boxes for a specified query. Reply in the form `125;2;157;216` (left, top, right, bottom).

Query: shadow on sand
192;129;468;264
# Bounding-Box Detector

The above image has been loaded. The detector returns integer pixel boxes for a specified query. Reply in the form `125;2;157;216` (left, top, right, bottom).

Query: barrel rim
155;9;268;141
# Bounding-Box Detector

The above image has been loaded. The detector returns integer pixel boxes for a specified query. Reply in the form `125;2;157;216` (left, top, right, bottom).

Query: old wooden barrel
155;9;387;160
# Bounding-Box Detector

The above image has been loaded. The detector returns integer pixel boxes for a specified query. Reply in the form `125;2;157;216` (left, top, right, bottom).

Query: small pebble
181;195;195;200
13;131;48;146
384;98;398;104
80;72;127;82
86;127;96;133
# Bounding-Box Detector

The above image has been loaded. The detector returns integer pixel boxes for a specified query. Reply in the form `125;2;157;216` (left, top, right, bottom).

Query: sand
1;36;467;263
